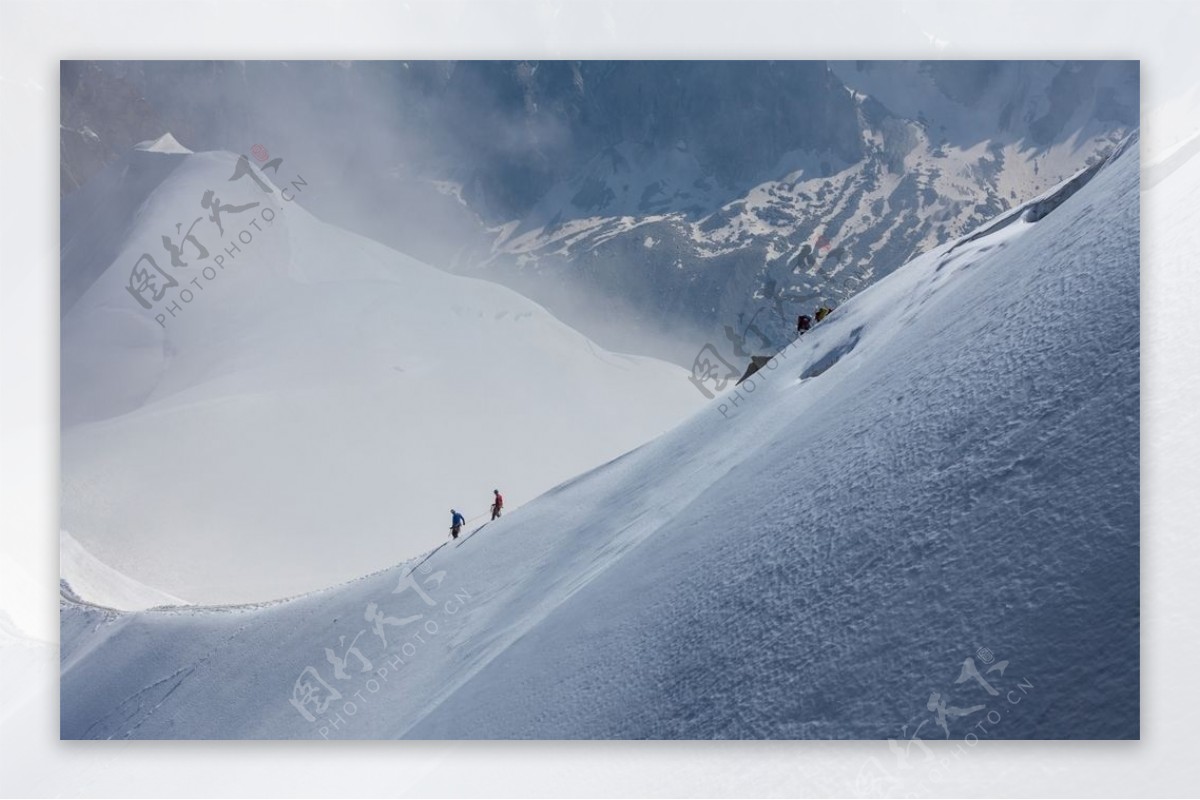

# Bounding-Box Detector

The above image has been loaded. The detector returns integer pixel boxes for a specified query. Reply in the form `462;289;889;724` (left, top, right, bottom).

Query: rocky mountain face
61;60;1138;365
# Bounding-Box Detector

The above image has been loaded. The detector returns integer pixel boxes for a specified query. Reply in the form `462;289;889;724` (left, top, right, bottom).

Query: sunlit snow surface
59;532;185;610
59;135;1139;740
60;148;704;607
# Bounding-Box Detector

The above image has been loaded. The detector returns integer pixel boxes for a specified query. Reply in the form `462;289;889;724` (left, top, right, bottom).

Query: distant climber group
796;304;835;335
448;489;504;540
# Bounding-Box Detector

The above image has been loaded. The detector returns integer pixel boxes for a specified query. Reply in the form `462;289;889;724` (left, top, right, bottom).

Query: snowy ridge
60;133;1139;740
60;147;705;606
59;61;1137;367
60;531;186;611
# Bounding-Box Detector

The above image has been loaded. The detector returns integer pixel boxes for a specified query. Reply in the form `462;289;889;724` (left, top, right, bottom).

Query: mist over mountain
61;60;1137;364
59;128;1141;741
59;140;703;605
55;58;1142;743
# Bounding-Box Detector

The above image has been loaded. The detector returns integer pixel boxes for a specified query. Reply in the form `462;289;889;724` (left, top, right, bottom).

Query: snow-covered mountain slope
60;62;1138;366
60;531;185;611
60;145;704;607
60;133;1138;740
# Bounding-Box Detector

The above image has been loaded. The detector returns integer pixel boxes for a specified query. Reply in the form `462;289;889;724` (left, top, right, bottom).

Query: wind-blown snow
60;149;704;606
60;134;1139;740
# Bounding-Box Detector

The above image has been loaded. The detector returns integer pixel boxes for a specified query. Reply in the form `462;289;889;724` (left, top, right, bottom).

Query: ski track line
80;621;253;740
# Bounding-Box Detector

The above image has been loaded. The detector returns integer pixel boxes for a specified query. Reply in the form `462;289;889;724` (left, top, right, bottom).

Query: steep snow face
60;149;704;607
60;135;1138;740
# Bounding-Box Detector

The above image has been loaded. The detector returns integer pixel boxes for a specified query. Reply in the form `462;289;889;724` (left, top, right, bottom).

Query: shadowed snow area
60;133;1139;740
